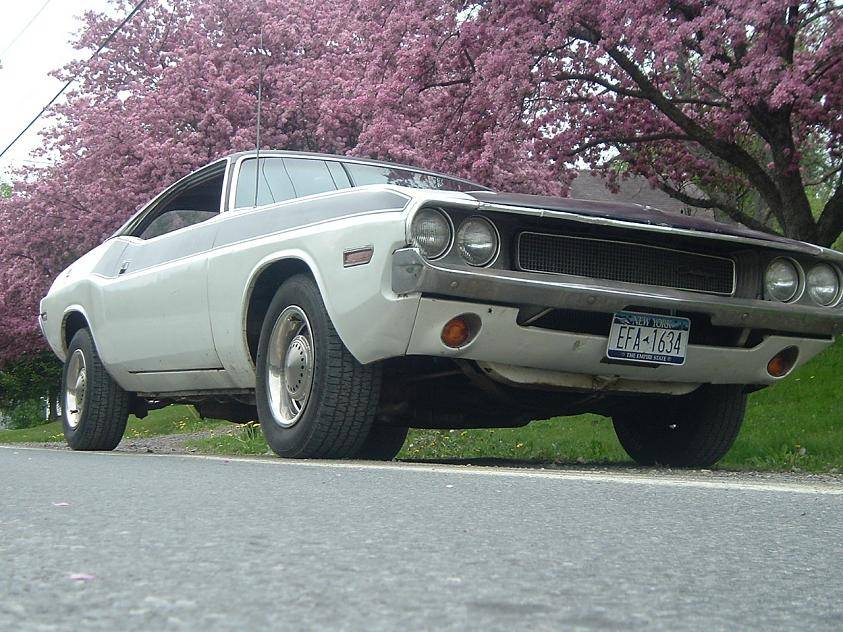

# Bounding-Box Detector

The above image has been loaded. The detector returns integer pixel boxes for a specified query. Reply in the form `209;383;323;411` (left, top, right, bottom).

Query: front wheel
256;275;382;458
62;328;130;450
612;385;747;468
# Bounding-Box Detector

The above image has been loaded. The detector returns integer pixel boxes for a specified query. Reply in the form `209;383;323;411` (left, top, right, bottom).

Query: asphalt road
2;447;842;631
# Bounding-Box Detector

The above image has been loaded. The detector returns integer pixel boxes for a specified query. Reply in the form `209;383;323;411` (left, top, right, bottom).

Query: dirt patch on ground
117;428;229;454
13;426;238;454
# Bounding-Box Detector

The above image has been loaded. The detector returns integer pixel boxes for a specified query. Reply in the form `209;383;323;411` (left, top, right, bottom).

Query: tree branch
669;96;729;107
553;72;644;98
553;70;728;107
658;182;778;234
598;44;787;221
799;2;843;27
570;133;691;155
8;252;53;277
419;78;470;92
804;164;843;187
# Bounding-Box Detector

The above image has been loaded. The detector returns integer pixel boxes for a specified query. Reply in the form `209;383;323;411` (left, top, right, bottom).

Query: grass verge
0;405;223;444
187;338;843;472
3;341;840;471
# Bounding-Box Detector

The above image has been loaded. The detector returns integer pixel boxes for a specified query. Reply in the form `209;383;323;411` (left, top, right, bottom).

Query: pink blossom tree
352;0;843;245
1;0;841;370
0;0;366;365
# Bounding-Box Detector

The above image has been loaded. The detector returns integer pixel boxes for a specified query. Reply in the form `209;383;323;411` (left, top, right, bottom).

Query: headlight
411;208;451;259
765;258;800;302
806;263;840;306
456;217;499;267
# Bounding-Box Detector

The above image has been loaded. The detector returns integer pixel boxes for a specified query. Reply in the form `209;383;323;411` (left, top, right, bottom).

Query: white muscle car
40;151;843;465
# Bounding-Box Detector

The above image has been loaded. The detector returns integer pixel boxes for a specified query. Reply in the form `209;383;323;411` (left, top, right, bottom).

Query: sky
0;0;112;178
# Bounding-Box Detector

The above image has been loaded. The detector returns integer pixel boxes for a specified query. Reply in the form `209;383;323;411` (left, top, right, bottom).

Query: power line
0;0;53;59
0;0;149;162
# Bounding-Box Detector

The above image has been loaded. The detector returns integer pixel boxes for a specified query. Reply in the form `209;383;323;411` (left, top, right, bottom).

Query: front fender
208;212;422;388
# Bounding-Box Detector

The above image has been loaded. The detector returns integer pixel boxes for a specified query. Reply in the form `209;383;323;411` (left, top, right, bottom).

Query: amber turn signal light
767;347;798;378
343;246;374;267
441;316;472;348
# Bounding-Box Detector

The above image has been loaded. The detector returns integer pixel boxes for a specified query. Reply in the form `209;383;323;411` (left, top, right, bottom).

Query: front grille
517;232;735;295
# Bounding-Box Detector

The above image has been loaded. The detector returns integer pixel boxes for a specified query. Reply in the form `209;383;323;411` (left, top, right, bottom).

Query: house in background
568;171;713;219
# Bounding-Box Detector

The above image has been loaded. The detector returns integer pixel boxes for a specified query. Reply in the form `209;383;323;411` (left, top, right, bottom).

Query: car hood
467;191;824;256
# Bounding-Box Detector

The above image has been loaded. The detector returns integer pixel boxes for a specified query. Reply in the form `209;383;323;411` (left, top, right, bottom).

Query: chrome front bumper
403;297;831;388
392;248;843;337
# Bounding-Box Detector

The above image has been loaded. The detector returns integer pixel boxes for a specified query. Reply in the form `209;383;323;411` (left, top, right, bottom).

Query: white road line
2;444;842;495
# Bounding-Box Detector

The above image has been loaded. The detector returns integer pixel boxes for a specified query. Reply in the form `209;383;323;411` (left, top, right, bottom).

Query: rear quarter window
344;163;481;192
284;158;340;197
234;158;296;209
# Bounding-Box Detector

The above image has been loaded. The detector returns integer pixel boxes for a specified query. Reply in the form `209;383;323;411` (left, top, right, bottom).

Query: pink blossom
1;0;841;365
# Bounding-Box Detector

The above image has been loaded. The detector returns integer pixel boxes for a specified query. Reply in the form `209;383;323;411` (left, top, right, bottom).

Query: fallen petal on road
69;573;95;582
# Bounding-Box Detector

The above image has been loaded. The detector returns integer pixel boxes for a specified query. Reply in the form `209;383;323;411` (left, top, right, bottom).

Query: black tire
62;329;130;451
256;274;382;458
354;425;408;460
612;385;747;468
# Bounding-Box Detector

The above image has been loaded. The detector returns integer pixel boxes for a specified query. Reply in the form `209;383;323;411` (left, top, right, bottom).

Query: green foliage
193;422;269;454
0;182;11;198
187;338;843;472
0;353;62;410
122;405;226;440
399;417;624;463
4;399;46;430
723;335;843;472
0;405;224;442
0;420;64;442
4;344;841;472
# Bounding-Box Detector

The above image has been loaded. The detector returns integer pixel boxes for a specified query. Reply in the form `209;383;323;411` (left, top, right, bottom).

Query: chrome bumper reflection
392;248;843;337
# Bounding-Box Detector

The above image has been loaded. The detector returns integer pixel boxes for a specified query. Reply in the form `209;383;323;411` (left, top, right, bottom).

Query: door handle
118;261;131;275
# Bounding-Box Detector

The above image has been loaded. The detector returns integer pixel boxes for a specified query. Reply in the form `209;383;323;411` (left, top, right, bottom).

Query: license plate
606;311;690;366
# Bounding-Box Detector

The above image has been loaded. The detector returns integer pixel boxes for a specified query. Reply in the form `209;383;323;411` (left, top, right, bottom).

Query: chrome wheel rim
64;349;87;429
266;306;315;428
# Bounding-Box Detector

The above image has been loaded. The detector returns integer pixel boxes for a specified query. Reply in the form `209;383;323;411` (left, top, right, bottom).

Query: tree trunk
48;390;61;421
762;109;821;244
776;175;819;244
817;183;843;248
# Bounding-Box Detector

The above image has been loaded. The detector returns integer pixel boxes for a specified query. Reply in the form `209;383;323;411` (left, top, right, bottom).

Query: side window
139;210;218;240
234;158;296;209
284;158;340;197
131;168;224;239
326;161;352;189
343;163;392;186
343;163;480;192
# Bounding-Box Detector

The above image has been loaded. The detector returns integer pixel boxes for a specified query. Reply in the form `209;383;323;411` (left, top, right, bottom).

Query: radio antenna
253;28;265;207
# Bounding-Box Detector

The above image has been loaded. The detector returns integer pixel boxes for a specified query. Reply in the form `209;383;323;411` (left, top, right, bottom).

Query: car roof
225;150;491;190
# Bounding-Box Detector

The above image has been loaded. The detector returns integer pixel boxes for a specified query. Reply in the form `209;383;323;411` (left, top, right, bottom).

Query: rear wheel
62;329;130;451
354;425;408;461
256;275;382;458
612;385;747;467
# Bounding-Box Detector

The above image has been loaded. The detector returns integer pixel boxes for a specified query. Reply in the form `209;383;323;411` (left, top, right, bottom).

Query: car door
95;162;226;376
